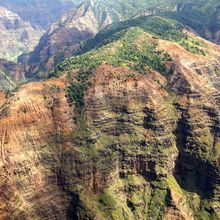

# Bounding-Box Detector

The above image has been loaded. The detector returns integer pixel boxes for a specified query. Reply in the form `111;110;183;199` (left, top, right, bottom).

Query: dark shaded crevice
66;191;95;220
173;115;215;199
175;154;216;198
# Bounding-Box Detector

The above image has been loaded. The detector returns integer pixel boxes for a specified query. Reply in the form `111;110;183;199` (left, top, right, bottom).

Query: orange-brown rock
0;76;74;219
19;1;113;76
0;33;220;220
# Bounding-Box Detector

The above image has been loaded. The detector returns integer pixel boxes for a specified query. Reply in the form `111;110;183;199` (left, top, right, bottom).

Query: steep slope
80;0;220;53
18;0;220;78
17;0;155;76
0;0;77;29
18;1;114;77
0;59;27;91
0;15;220;220
0;0;81;62
0;6;43;62
164;4;220;44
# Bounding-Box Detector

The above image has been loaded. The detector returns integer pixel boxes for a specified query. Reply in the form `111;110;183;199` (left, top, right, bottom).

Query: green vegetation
72;113;91;141
51;21;207;157
52;14;208;83
167;175;184;195
80;16;184;54
148;188;168;219
97;193;116;209
93;174;217;220
112;28;172;74
52;26;174;118
0;70;17;91
53;26;172;78
163;7;220;43
96;193;117;218
67;70;92;111
180;38;206;55
183;191;215;220
81;14;206;55
163;10;209;35
95;134;115;149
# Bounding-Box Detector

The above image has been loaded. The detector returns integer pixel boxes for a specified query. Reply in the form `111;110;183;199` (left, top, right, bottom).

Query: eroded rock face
19;1;113;76
0;37;220;220
0;76;74;219
0;6;43;62
0;59;29;91
0;0;77;29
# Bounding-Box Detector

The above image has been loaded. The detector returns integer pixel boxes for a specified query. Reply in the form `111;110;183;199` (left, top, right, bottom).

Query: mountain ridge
0;8;220;219
0;0;78;29
0;3;220;219
0;6;43;62
17;0;220;77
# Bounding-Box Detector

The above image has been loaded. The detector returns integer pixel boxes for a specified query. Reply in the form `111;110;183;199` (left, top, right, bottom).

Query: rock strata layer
0;35;220;219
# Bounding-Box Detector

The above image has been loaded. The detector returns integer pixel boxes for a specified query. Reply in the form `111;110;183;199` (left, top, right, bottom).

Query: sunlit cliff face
0;1;220;220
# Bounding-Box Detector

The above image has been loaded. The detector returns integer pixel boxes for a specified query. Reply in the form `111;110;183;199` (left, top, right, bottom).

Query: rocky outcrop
0;0;77;29
0;6;43;62
0;76;73;219
18;1;114;76
18;0;155;76
0;32;220;219
0;59;29;91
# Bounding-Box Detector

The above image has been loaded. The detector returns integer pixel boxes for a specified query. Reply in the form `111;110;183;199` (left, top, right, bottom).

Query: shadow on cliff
173;118;214;199
66;190;95;220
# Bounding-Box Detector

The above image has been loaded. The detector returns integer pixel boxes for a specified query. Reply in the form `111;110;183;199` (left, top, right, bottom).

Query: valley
0;1;219;219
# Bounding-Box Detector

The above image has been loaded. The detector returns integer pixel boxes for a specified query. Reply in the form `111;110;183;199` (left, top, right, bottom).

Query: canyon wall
0;35;219;219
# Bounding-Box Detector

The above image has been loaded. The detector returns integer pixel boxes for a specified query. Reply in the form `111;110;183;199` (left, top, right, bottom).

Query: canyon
0;0;78;62
0;0;219;219
0;15;220;219
0;6;43;62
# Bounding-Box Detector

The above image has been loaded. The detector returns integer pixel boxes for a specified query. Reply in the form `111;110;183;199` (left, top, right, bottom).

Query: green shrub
97;193;116;211
67;70;92;111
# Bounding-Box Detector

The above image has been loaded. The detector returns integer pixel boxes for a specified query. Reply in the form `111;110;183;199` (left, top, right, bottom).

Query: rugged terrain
17;0;220;78
0;0;78;62
18;0;150;76
0;6;43;62
18;1;113;76
0;0;77;29
0;14;219;220
0;59;28;91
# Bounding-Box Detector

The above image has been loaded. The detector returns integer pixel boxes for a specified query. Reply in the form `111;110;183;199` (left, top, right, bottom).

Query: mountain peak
0;5;43;62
